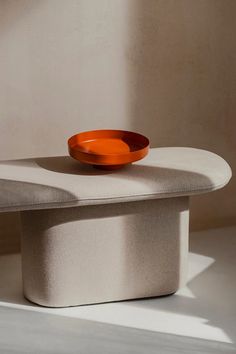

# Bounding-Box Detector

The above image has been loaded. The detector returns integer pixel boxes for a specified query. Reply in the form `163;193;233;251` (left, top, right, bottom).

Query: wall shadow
126;0;236;232
0;0;45;35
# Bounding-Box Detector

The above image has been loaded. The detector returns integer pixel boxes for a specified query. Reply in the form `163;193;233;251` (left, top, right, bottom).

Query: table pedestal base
20;197;189;307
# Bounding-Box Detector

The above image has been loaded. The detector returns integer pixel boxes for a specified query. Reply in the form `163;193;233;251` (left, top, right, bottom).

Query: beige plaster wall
0;0;235;254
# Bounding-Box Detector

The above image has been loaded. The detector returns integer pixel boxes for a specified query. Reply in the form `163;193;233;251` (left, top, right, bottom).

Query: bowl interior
69;130;149;156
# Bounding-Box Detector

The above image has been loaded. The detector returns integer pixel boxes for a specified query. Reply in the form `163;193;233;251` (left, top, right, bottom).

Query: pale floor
0;226;236;353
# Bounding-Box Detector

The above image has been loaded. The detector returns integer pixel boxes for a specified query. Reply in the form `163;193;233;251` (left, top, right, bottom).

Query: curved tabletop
0;148;232;212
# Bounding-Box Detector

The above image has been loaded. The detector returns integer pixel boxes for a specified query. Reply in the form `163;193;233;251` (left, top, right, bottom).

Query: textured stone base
20;197;189;307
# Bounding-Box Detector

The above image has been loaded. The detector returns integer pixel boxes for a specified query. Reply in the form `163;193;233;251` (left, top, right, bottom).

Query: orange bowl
68;129;149;169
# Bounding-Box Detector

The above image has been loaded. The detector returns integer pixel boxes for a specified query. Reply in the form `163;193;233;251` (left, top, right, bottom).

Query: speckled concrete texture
21;198;189;307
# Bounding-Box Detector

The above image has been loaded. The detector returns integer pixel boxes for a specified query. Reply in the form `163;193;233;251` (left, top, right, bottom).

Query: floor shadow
0;243;236;353
1;305;235;354
124;226;236;345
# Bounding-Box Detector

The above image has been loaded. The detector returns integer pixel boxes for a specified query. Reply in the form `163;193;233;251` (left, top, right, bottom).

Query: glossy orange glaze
68;129;149;169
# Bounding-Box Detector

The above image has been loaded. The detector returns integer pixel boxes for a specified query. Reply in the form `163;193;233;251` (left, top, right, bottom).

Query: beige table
0;148;231;307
